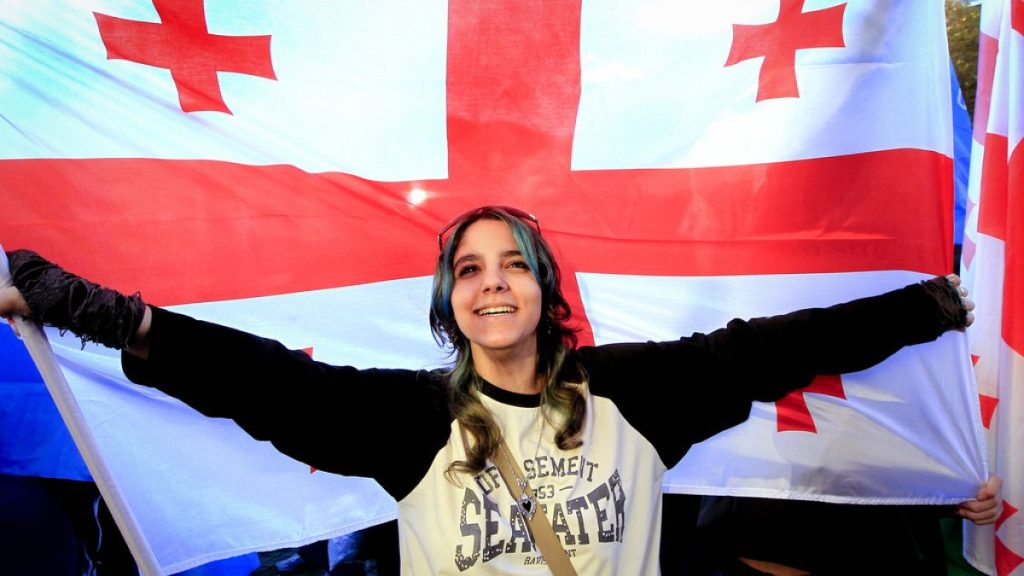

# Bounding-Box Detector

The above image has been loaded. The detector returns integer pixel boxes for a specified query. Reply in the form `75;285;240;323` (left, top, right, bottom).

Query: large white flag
963;0;1024;574
0;0;987;572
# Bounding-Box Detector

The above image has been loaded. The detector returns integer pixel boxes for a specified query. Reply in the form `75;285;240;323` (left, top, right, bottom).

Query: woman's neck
471;348;541;394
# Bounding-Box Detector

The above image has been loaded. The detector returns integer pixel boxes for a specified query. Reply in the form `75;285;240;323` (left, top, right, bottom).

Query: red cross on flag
963;0;1024;574
0;0;989;573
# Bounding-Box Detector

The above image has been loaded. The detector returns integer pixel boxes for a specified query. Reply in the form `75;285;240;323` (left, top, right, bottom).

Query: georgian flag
0;0;987;573
962;0;1024;574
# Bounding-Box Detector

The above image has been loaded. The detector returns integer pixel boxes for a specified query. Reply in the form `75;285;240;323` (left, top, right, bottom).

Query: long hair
429;207;586;478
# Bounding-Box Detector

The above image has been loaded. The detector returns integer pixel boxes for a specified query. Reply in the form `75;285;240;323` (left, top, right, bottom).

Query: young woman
0;206;997;574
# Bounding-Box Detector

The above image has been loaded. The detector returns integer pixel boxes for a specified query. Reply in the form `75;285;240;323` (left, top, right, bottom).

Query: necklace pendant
517;491;538;520
516;478;537;520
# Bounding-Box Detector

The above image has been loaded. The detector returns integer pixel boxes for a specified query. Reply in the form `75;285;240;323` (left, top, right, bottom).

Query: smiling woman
429;208;585;488
0;205;991;575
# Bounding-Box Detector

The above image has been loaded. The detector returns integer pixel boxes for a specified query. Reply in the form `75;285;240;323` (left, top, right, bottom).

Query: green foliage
947;1;981;119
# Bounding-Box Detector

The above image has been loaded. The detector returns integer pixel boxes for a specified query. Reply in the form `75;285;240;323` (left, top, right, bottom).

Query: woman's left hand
959;475;1002;525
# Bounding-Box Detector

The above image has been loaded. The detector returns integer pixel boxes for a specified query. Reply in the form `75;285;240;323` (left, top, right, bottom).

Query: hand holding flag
948;273;978;329
959;476;1004;526
0;248;30;334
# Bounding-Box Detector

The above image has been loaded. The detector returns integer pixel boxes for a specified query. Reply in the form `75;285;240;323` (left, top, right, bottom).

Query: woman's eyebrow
453;253;479;269
453;249;523;270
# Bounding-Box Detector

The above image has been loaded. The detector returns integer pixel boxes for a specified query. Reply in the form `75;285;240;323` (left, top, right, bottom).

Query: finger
978;476;1003;500
944;275;972;328
960;507;997;522
960;498;1000;520
961;499;996;514
960;505;1001;525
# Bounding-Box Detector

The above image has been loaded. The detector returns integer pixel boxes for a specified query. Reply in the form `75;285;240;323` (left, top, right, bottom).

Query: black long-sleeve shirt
121;281;956;574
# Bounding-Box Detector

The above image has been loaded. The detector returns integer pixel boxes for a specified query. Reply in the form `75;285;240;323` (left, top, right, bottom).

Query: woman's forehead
455;218;517;251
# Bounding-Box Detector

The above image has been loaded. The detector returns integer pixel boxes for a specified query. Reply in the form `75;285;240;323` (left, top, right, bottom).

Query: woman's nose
481;268;508;292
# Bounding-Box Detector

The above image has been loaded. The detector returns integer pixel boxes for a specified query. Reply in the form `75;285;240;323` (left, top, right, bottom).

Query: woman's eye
508;260;530;271
456;265;478;277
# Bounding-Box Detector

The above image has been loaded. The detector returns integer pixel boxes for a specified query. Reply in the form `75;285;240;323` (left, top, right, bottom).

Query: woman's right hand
2;249;149;352
1;247;31;320
0;285;30;320
1;249;151;356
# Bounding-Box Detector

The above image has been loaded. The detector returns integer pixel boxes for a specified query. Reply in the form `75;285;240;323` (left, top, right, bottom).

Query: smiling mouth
477;306;517;316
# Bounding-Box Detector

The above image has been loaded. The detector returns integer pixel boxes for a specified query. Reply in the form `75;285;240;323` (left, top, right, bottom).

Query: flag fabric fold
0;1;988;572
963;0;1024;574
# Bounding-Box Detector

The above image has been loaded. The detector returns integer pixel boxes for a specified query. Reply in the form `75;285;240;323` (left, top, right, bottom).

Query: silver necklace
500;414;546;521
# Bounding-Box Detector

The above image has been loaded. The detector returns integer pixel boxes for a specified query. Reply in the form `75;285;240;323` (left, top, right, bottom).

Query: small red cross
94;0;276;114
725;0;846;101
774;374;846;433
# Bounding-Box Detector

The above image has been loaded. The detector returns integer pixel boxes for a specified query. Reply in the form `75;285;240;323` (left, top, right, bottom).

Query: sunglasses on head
437;206;541;252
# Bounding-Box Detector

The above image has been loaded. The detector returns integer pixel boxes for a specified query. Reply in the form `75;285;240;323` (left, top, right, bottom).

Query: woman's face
450;218;543;361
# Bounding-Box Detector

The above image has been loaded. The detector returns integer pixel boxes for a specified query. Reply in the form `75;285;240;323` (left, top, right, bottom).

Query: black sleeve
579;281;959;468
121;307;452;499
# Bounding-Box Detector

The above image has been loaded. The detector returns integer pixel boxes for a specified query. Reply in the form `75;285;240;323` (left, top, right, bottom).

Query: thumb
978;476;1003;501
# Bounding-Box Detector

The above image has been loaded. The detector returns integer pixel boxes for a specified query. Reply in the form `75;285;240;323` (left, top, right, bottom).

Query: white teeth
478;306;515;316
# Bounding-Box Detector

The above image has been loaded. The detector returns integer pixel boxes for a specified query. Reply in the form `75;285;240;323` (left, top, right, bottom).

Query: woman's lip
475;305;517;316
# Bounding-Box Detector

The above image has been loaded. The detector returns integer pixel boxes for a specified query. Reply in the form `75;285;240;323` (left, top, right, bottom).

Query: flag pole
0;248;163;576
